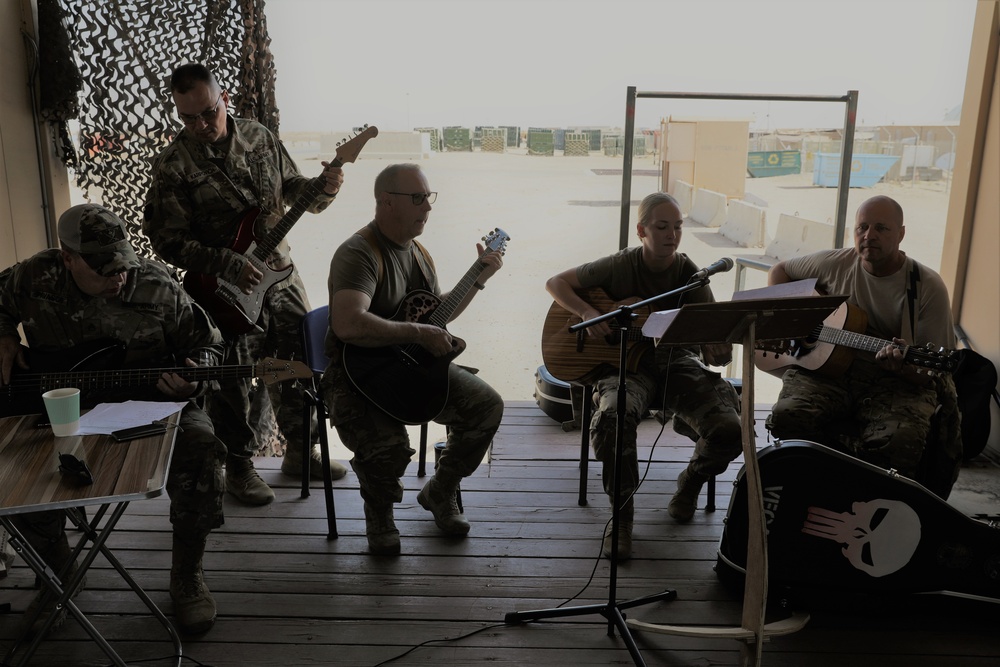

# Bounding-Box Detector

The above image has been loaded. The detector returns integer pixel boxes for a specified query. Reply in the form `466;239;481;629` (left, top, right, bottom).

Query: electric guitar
0;341;309;417
341;228;510;424
754;302;958;378
539;288;656;385
184;124;379;337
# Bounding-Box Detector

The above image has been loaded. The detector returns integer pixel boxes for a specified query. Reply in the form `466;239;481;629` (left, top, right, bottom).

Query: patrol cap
58;204;141;276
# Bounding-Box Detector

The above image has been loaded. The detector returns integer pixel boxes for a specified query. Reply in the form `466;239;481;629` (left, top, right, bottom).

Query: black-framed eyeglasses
178;91;224;126
386;191;437;205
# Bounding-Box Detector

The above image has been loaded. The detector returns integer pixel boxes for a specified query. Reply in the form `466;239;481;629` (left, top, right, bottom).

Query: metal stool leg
417;423;429;477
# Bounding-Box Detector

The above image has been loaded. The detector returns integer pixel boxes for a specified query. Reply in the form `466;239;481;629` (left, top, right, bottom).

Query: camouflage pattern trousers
590;352;742;503
10;402;226;554
207;271;315;461
322;361;504;507
765;360;939;479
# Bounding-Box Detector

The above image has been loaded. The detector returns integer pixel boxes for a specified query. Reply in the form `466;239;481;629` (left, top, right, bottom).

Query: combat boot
20;531;86;639
667;466;709;523
280;443;348;481
364;503;401;556
226;457;275;506
169;534;216;635
601;501;634;560
417;476;470;536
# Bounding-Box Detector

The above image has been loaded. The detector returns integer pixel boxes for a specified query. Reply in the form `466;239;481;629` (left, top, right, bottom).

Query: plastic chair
301;305;339;539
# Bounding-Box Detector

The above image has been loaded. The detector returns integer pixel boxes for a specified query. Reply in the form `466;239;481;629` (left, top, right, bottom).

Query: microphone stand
505;278;712;666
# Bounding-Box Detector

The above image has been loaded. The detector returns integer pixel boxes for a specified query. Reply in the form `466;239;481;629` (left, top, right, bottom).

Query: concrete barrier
720;199;766;248
765;213;835;260
670;179;695;217
686;188;727;227
733;213;835;291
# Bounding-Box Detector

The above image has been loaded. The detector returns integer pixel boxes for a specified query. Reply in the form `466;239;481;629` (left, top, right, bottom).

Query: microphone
689;257;735;282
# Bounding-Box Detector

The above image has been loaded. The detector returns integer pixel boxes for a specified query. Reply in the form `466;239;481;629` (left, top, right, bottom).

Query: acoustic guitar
184;125;379;337
1;340;309;417
754;302;957;378
342;228;510;425
539;288;656;385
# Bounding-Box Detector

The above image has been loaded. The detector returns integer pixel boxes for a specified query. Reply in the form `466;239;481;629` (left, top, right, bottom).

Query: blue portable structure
813;153;899;187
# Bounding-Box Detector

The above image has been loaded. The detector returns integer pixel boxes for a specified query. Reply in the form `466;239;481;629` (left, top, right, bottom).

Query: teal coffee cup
42;388;81;437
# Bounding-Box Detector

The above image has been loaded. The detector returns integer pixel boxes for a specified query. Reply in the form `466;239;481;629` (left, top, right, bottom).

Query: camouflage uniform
143;116;335;460
321;223;503;507
574;247;743;504
0;251;228;542
765;248;960;496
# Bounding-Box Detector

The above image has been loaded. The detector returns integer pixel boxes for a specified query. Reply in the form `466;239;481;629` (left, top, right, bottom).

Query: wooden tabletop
0;412;178;516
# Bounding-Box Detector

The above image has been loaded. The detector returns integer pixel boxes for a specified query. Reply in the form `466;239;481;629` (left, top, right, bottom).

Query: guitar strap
905;259;920;343
355;225;436;290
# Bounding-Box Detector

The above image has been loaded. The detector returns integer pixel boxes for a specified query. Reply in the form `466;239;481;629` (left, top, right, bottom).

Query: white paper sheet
76;401;187;435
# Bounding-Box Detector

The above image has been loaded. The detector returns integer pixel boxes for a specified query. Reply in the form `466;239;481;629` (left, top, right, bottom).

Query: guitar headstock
255;358;312;385
906;344;959;375
482;228;511;256
334;124;379;165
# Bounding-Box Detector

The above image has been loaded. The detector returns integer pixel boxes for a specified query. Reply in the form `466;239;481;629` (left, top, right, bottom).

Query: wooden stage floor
2;400;998;666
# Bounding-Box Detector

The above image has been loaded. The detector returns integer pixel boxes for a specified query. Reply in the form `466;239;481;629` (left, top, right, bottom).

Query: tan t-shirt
783;247;955;349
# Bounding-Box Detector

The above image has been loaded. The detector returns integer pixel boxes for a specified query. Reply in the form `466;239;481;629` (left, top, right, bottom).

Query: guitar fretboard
253;176;330;260
816;325;892;355
5;365;257;395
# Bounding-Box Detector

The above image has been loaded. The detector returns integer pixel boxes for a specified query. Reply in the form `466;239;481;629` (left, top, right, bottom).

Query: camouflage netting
38;0;278;260
36;0;287;456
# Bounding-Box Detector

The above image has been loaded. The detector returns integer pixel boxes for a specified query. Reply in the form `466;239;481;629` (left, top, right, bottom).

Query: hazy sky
266;0;978;133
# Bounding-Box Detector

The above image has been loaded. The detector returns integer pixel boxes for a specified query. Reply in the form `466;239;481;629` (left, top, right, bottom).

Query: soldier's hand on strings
0;335;28;387
320;162;344;196
237;261;264;295
156;357;199;399
875;338;906;373
416;324;457;357
702;343;733;367
475;242;504;286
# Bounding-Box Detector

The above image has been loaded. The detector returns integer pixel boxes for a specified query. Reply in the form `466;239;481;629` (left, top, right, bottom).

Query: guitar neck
426;256;489;328
251;173;334;260
815;325;954;372
10;364;258;394
815;325;891;356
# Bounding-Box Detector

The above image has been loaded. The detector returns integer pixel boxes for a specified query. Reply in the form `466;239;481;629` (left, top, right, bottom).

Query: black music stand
506;279;722;667
626;292;844;666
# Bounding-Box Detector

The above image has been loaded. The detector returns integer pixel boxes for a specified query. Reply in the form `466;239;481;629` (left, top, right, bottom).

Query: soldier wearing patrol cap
0;203;228;636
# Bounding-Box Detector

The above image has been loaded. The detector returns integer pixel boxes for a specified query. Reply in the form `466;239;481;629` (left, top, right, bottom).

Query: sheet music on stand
641;282;844;347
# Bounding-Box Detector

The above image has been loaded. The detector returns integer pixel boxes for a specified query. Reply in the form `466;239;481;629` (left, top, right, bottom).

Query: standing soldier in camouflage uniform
0;204;227;635
545;192;742;559
143;63;347;506
766;195;960;497
322;163;504;556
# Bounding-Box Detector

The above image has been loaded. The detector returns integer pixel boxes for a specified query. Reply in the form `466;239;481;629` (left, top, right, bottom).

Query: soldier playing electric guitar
143;63;356;505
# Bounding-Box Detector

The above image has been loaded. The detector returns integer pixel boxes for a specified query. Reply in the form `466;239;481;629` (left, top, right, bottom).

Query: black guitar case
718;440;1000;605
